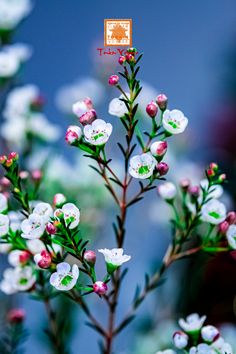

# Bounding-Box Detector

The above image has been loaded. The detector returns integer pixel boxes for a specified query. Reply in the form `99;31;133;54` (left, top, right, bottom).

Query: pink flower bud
31;169;42;181
53;193;66;207
188;185;200;197
180;178;191;191
0;155;7;165
226;211;236;225
156;162;169;176
118;56;126;65
125;53;135;63
207;168;215;177
218;221;229;234
218;173;226;183
156;94;168;110
93;281;108;295
46;223;57;235
7;309;25;323
65;125;82;145
5;159;13;167
19;171;29;180
79;109;97;126
150;141;168;157
34;250;52;269
209;162;218;171
146;101;158;118
0;177;10;188
84;250;96;265
19;251;31;264
108;75;119;86
8;152;18;161
83;97;93;110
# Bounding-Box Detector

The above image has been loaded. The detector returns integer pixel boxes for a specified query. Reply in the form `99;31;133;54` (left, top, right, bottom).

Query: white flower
50;262;79;291
201;325;219;343
8;211;24;232
0;0;32;30
158;182;177;201
108;94;129;117
56;203;80;229
72;100;88;117
0;266;36;294
201;199;226;225
84;119;112;146
98;248;131;267
3;43;32;63
0;193;7;212
129;153;156;179
21;214;46;239
0;214;9;237
173;331;188;349
0;51;19;78
189;344;214;354
179;313;206;333
226;224;236;249
26;239;46;254
0;243;11;253
29;113;61;142
33;202;53;223
163;109;188;135
8;250;22;267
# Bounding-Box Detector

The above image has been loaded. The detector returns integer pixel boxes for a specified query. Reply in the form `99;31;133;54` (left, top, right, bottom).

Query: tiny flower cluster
156;313;232;354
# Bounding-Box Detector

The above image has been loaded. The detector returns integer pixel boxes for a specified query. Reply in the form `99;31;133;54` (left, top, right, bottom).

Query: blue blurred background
1;0;236;353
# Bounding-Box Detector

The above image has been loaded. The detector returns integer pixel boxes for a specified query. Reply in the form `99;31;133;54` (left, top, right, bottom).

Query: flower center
168;120;179;129
208;211;220;219
138;165;149;175
61;274;73;286
19;278;28;285
93;132;104;141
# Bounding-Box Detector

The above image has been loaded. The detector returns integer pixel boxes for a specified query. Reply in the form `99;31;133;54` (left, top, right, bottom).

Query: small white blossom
8;250;23;267
226;224;236;249
163;109;188;135
21;214;46;239
98;248;131;267
33;202;53;223
84;119;112;146
3;43;32;63
0;214;10;237
129;153;156;179
201;325;219;343
0;266;36;294
201;199;226;225
72;100;88;117
29;113;61;142
0;51;19;78
8;211;24;232
0;243;11;253
108;94;129;117
26;239;46;254
158;182;177;201
179;313;206;333
173;331;188;349
200;179;223;199
59;203;80;229
189;344;214;354
0;193;8;212
0;0;32;30
50;262;79;291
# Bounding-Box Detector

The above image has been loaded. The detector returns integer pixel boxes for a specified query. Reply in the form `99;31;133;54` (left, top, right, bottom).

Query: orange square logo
104;19;132;47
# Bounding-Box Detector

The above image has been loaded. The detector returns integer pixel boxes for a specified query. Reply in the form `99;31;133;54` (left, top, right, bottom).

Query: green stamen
168;121;178;129
61;274;73;286
208;211;220;219
138;165;149;175
93;133;104;141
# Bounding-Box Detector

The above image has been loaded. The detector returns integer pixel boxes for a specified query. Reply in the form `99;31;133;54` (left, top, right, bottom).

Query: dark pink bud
226;211;236;225
84;250;96;265
156;162;169;176
180;178;191;191
79;109;97;126
125;52;135;63
156;94;168;110
150;141;168;157
207;168;215;177
34;250;52;269
0;155;7;165
83;97;93;110
46;223;57;235
146;101;158;118
93;281;108;295
218;221;229;234
8;152;18;161
31;169;42;181
108;75;119;86
118;56;126;65
188;185;200;197
7;309;25;323
19;251;31;264
209;162;218;171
